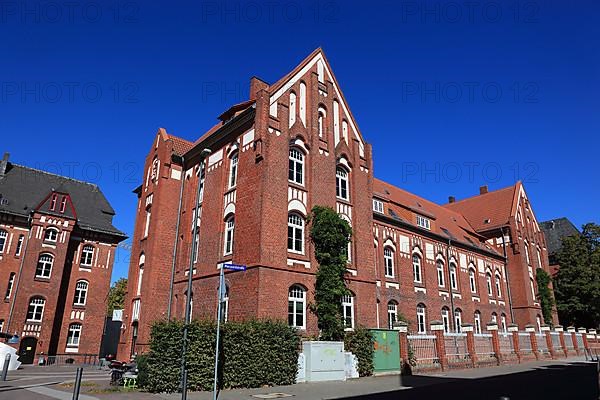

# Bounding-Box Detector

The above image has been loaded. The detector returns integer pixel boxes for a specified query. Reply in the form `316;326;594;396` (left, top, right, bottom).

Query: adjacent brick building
118;49;554;357
0;153;126;364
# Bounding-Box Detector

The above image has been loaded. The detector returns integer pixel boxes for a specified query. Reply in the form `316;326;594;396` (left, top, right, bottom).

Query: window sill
34;277;51;282
288;181;306;191
336;197;351;205
26;320;42;324
72;304;86;309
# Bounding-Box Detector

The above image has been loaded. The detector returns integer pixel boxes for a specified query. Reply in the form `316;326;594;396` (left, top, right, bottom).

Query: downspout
446;238;456;331
501;227;515;323
6;213;33;333
167;156;186;321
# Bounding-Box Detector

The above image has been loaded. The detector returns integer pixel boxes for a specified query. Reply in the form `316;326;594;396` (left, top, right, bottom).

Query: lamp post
180;148;211;400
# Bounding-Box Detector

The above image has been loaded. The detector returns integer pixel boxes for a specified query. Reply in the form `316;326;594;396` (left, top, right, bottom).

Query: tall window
536;315;542;332
486;272;493;296
341;294;354;330
501;314;507;333
144;208;151;237
59;196;67;213
412;254;422;283
44;228;59;242
288;285;306;329
441;307;450;333
132;299;141;321
0;230;6;253
50;194;57;210
495;273;502;298
469;268;477;293
73;281;88;306
67;323;82;347
0;319;3;332
373;199;384;213
288;148;304;185
27;297;45;322
454;308;463;333
15;235;24;256
228;153;238;189
416;304;427;334
449;263;458;290
318;108;325;137
384;247;394;278
530;278;536;300
287;214;304;254
536;247;543;268
491;312;497;325
36;253;54;278
436;260;445;287
524;241;530;264
80;245;94;267
289;92;297;126
336;167;349;201
387;301;398;329
474;311;482;334
223;217;235;255
5;272;15;299
198;161;206;203
137;254;145;295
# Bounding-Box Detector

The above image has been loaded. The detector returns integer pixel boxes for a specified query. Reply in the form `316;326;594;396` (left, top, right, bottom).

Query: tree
107;278;128;316
309;206;352;341
535;268;554;325
553;223;600;329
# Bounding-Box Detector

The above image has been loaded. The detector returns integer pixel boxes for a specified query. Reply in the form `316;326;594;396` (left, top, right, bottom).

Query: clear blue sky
2;1;598;282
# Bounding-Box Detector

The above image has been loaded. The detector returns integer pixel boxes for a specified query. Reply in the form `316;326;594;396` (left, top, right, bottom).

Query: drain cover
251;393;294;399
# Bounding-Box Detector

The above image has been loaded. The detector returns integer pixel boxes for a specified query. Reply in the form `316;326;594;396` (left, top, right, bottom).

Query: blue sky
2;0;598;282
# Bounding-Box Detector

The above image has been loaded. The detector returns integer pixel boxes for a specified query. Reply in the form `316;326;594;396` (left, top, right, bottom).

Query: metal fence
474;333;496;364
550;332;562;352
42;354;100;366
565;333;575;350
536;334;549;354
443;332;471;368
518;333;532;353
408;334;439;369
576;333;584;349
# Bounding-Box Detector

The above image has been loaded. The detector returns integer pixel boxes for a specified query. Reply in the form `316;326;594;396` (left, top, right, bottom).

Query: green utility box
370;329;401;373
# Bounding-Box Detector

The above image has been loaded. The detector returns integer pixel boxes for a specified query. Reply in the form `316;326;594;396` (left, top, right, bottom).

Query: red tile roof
168;135;194;156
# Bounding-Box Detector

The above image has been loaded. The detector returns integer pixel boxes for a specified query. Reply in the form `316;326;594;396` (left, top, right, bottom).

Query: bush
344;327;374;377
140;319;300;393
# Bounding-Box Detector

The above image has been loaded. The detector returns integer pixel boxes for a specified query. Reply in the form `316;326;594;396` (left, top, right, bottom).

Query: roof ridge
445;183;517;206
12;164;99;189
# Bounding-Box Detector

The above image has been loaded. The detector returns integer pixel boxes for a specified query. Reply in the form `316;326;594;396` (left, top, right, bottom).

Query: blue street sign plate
223;263;246;271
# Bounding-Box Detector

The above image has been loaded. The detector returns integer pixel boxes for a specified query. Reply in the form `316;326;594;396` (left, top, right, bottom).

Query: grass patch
59;381;98;388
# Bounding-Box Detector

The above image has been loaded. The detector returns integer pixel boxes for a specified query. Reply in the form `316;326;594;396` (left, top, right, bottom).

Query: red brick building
0;153;126;364
118;49;553;357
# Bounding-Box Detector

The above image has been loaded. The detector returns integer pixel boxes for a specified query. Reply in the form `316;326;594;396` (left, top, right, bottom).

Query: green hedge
141;320;300;393
344;327;374;377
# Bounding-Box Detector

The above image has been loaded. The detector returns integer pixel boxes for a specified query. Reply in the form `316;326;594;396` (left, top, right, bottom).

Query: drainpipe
501;227;515;324
446;238;456;331
6;213;33;334
167;156;186;321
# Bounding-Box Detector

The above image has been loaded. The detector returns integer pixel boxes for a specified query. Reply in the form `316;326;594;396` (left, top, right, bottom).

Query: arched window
137;253;145;296
5;272;15;300
287;214;304;254
67;323;82;347
336;167;349;201
436;260;445;287
36;253;54;278
288;148;304;185
288;285;306;329
223;216;235;255
80;245;94;267
474;311;482;334
469;267;477;293
384;247;394;278
342;293;355;330
449;262;458;290
73;281;88;306
289;91;296;127
454;308;463;333
0;230;6;253
15;234;24;256
387;301;398;329
491;312;498;325
524;240;531;264
416;303;427;334
486;272;493;296
500;313;507;333
228;152;238;189
441;307;450;333
27;297;46;322
495;273;502;298
44;228;59;243
318;107;326;137
412;254;422;283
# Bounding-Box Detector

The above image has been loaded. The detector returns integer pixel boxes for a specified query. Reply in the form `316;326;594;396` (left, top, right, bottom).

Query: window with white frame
450;263;458;290
474;311;482;334
0;319;3;333
50;194;57;211
416;215;431;230
5;273;15;299
416;304;427;334
289;92;297;126
491;312;497;325
536;247;543;268
59;196;67;213
36;253;53;278
454;308;463;333
143;208;151;237
318;108;325;137
67;323;82;347
412;254;422;283
288;148;304;185
73;281;88;306
15;235;24;256
198;161;206;203
341;294;354;330
287;214;304;254
132;299;141;321
80;245;94;267
228;153;238;189
536;315;542;332
27;297;45;322
336;167;349;201
384;247;394;278
442;307;450;333
387;301;398;329
373;199;384;213
501;314;507;333
469;268;477;293
288;285;306;329
495;273;502;298
0;230;6;253
137;254;145;295
530;278;536;300
524;241;530;264
224;217;235;255
486;272;493;296
437;260;445;287
44;228;59;242
192;232;199;264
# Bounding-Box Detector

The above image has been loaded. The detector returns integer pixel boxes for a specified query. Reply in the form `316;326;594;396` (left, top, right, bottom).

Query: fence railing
407;334;439;369
518;333;532;353
444;333;471;368
550;332;562;351
41;354;100;366
536;334;549;354
575;333;584;348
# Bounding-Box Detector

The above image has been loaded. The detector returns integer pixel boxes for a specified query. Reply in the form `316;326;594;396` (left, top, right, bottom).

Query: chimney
448;196;456;203
0;152;9;177
249;76;269;101
479;185;488;195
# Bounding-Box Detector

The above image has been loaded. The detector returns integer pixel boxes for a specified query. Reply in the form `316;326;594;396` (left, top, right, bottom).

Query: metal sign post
213;263;246;400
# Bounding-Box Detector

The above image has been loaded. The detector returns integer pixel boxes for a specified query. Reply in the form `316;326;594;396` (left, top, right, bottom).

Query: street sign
223;263;247;271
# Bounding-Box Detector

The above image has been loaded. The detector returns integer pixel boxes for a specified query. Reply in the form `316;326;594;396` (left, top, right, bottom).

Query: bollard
1;353;10;381
72;367;83;400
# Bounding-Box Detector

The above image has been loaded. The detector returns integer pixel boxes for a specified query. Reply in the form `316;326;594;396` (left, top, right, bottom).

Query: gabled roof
0;162;126;239
373;179;501;256
444;183;519;232
539;218;580;256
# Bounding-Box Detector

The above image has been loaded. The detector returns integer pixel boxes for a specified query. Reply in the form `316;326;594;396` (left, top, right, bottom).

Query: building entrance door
18;337;37;364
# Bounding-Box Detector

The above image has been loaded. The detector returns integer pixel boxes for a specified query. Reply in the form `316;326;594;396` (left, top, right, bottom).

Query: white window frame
530;278;536;300
15;235;24;256
198;161;206;203
221;286;229;323
132;299;141;321
223;217;235;256
450;263;458;290
342;294;355;330
454;309;463;333
486;273;493;296
336;167;349;201
44;228;59;243
384;247;394;278
0;230;6;253
36;254;54;278
287;214;304;254
495;274;502;298
27;298;45;322
318;108;325;137
501;314;507;333
5;272;15;299
474;311;482;334
387;301;398;329
442;308;450;333
288;285;306;330
536;247;543;268
288;148;304;186
469;268;477;293
59;196;67;213
412;254;422;283
80;245;94;267
228;153;238;189
436;260;445;287
144;209;151;238
524;241;531;265
67;323;82;347
372;199;384;213
416;215;431;230
416;304;427;334
73;281;88;306
491;313;497;325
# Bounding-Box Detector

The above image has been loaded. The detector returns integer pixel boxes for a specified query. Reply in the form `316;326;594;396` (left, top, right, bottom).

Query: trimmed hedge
141;320;300;393
344;327;374;377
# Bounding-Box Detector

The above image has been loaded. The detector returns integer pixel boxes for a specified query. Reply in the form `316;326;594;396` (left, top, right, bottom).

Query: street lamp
181;148;211;400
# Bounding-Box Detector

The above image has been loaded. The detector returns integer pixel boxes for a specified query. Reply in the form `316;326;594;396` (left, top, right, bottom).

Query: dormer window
373;199;384;213
44;228;59;243
50;194;58;211
416;215;431;230
60;196;67;213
